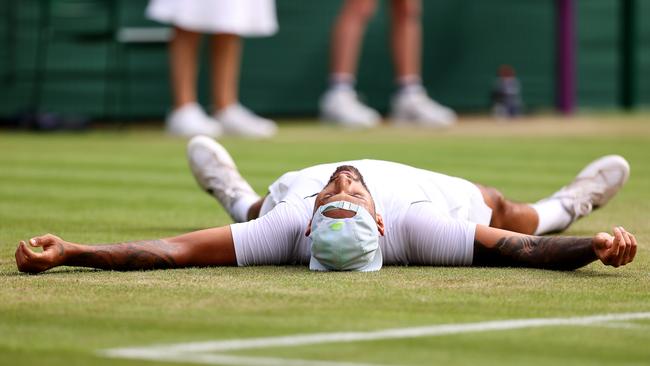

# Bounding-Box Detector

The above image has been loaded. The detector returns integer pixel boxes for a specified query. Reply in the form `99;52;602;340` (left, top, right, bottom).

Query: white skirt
146;0;278;36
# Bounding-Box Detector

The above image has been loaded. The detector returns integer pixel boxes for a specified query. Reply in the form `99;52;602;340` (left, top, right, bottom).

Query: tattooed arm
15;227;237;274
472;225;637;270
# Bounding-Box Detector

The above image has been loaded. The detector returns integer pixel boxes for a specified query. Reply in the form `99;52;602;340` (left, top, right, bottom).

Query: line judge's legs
390;0;422;80
169;27;202;109
330;0;378;78
210;33;241;111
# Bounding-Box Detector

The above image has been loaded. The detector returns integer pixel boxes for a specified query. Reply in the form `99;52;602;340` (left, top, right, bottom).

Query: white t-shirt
231;160;492;267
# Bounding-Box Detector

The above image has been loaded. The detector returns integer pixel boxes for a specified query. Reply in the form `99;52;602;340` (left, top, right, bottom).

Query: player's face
306;165;384;237
313;166;376;217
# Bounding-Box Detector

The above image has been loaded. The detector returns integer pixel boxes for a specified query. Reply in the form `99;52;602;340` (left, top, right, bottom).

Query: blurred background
0;0;648;123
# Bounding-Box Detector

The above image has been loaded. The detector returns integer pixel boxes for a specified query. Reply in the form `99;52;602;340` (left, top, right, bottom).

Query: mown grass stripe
102;312;650;358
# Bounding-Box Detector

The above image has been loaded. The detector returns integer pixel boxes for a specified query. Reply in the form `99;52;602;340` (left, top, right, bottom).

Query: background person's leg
388;0;456;127
166;27;221;137
390;0;421;82
320;0;381;127
210;34;241;110
330;0;378;83
170;27;202;109
210;34;277;138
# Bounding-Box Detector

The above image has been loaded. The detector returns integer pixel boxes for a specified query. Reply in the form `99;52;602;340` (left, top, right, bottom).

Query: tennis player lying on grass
16;136;637;274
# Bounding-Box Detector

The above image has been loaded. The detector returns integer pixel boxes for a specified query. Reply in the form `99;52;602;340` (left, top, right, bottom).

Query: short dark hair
327;165;370;192
327;165;376;216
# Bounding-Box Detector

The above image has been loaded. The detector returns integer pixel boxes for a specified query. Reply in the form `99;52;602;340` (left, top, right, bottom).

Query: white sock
329;73;355;91
530;199;573;235
230;194;259;223
396;75;423;95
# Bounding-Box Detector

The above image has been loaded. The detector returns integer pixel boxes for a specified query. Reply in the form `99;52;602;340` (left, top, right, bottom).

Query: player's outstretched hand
592;227;637;267
15;234;68;274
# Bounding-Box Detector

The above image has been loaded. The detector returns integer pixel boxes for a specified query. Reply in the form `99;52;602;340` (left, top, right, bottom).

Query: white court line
101;312;650;366
113;352;384;366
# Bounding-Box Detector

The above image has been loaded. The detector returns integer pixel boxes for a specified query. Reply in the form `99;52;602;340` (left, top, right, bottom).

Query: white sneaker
319;88;381;128
215;104;277;139
187;136;259;221
542;155;630;223
166;103;222;137
390;88;457;127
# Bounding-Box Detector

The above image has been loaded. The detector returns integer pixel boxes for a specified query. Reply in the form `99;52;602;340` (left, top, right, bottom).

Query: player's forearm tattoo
473;236;597;270
64;240;178;271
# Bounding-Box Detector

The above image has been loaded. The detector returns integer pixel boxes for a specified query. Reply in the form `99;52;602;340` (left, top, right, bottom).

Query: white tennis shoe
166;103;222;137
319;88;381;128
215;104;277;139
543;155;630;223
187;136;259;221
389;88;457;127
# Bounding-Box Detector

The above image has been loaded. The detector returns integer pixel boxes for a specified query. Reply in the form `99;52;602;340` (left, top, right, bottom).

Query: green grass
1;116;650;366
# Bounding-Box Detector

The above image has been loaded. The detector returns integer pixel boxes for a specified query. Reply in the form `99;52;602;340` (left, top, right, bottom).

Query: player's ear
375;214;385;236
305;219;312;237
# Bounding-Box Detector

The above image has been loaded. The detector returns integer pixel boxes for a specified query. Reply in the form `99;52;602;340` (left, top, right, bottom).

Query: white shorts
259;171;300;216
146;0;278;36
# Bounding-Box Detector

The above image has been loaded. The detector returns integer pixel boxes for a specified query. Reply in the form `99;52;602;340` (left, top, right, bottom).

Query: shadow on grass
570;269;625;278
5;267;103;277
469;265;623;276
4;265;624;279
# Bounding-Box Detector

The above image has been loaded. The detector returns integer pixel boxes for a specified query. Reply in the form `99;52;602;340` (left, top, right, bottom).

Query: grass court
1;115;649;365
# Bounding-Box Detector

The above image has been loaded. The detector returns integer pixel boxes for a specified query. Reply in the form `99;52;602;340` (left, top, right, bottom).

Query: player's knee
481;186;504;210
495;193;509;218
484;187;508;226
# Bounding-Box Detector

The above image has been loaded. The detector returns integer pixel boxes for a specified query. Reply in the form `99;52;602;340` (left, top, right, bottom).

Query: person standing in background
320;0;456;128
147;0;278;138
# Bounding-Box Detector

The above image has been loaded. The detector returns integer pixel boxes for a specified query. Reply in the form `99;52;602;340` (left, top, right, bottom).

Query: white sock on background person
396;74;423;95
329;73;355;91
530;199;573;235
